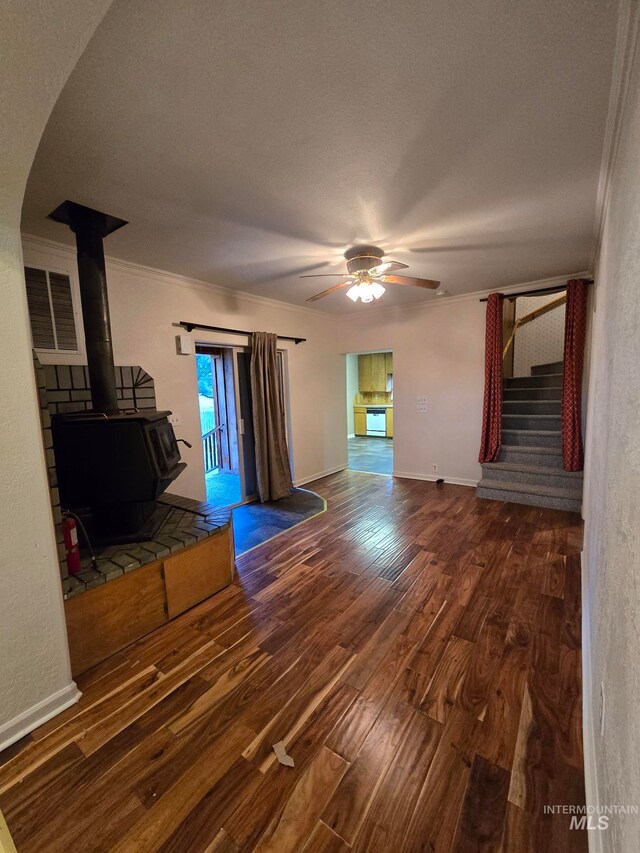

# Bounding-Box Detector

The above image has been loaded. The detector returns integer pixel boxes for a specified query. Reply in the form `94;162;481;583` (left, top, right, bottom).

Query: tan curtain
250;332;293;502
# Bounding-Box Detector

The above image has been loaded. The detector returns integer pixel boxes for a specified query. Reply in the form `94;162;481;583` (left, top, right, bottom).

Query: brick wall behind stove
42;364;157;414
34;355;157;579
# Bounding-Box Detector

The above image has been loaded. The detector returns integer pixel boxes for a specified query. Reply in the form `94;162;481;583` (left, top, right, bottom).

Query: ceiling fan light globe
359;282;377;303
346;284;361;302
370;282;385;300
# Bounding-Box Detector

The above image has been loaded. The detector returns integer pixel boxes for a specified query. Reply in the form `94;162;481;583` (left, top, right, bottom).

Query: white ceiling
22;0;618;312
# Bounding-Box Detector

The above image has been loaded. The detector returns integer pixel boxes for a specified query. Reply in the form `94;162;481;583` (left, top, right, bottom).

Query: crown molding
590;0;640;272
20;234;331;322
21;233;590;324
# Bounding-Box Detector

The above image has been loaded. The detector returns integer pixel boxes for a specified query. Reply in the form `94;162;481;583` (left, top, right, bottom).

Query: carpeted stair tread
505;374;563;388
482;462;582;478
477;478;582;499
531;360;564;375
500;444;562;455
503;413;560;421
476;482;581;513
503;429;561;437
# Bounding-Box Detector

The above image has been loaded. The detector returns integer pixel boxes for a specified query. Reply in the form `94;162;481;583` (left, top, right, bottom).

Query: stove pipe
48;201;128;414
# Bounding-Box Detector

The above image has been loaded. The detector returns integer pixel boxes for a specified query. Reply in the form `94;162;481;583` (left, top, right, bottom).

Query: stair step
502;400;560;415
503;414;561;431
481;462;581;489
499;446;564;467
477;478;582;513
505;374;563;388
531;360;564;376
503;387;562;401
502;429;561;448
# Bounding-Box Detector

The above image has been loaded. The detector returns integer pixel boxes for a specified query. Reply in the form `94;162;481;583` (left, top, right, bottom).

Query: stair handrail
502;293;567;360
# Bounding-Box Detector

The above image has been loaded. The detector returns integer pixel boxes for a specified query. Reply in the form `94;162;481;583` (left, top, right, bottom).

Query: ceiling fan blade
300;272;353;279
369;260;409;276
379;274;441;290
306;281;352;302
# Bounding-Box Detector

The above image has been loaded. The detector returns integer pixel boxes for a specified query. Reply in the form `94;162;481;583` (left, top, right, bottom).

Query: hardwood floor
0;471;586;852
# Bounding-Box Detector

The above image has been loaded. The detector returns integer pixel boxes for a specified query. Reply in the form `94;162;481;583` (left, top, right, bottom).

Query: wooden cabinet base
164;529;234;619
64;526;235;677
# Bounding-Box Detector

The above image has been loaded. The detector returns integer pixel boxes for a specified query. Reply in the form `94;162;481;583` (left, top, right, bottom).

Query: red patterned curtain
561;279;588;471
478;292;504;463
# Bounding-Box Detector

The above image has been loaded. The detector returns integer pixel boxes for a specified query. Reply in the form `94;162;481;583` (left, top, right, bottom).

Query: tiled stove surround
42;363;157;415
34;355;157;580
33;353;232;600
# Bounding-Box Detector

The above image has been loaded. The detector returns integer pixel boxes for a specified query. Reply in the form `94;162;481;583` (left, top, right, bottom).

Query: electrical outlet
417;404;427;413
416;395;427;405
432;464;438;472
169;414;181;426
600;682;605;737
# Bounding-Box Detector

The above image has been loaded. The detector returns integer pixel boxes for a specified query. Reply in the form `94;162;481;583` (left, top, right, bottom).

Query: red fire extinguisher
62;513;82;575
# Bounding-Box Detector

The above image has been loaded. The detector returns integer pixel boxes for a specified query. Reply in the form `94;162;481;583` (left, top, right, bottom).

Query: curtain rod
479;279;593;302
177;321;306;344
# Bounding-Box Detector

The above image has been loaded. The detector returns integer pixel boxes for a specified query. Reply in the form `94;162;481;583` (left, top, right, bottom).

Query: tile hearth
62;493;231;600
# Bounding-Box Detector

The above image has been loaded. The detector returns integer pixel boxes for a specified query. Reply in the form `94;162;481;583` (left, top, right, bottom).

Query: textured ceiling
22;0;618;312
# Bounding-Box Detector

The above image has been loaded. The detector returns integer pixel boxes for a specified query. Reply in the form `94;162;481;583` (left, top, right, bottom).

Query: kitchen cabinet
358;353;389;392
386;408;394;438
385;352;393;373
370;353;387;392
358;355;371;392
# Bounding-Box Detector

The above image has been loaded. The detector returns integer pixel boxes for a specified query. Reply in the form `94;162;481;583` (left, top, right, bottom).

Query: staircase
477;360;583;512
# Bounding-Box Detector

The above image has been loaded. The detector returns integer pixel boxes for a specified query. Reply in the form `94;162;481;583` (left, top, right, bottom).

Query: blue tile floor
348;436;393;475
232;488;325;556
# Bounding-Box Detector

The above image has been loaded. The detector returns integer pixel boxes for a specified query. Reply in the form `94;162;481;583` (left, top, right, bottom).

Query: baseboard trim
393;470;478;488
0;682;81;753
294;464;347;487
581;551;603;853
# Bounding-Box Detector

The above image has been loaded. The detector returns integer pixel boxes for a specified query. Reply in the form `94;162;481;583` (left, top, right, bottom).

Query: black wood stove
48;201;186;543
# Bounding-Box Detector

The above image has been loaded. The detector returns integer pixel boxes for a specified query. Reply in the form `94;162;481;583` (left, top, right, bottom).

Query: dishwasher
366;408;386;437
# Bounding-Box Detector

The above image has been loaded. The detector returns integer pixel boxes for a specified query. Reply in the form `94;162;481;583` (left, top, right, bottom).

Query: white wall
0;1;114;749
345;353;359;436
23;238;348;497
338;297;486;486
513;292;566;376
582;13;640;849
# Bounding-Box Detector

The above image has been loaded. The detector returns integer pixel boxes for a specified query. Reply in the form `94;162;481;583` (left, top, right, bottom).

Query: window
24;266;78;352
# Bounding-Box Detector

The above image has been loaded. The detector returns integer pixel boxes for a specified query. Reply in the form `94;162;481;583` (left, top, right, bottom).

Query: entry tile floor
348;435;393;475
232;488;325;555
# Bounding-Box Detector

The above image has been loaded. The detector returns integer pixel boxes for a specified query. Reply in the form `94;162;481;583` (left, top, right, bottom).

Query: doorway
346;351;393;475
196;347;243;506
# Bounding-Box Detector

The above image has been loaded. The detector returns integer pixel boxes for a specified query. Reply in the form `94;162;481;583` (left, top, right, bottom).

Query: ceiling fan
301;245;440;303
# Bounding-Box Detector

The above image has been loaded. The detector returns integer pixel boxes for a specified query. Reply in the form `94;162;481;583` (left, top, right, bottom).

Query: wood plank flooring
0;471;586;852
